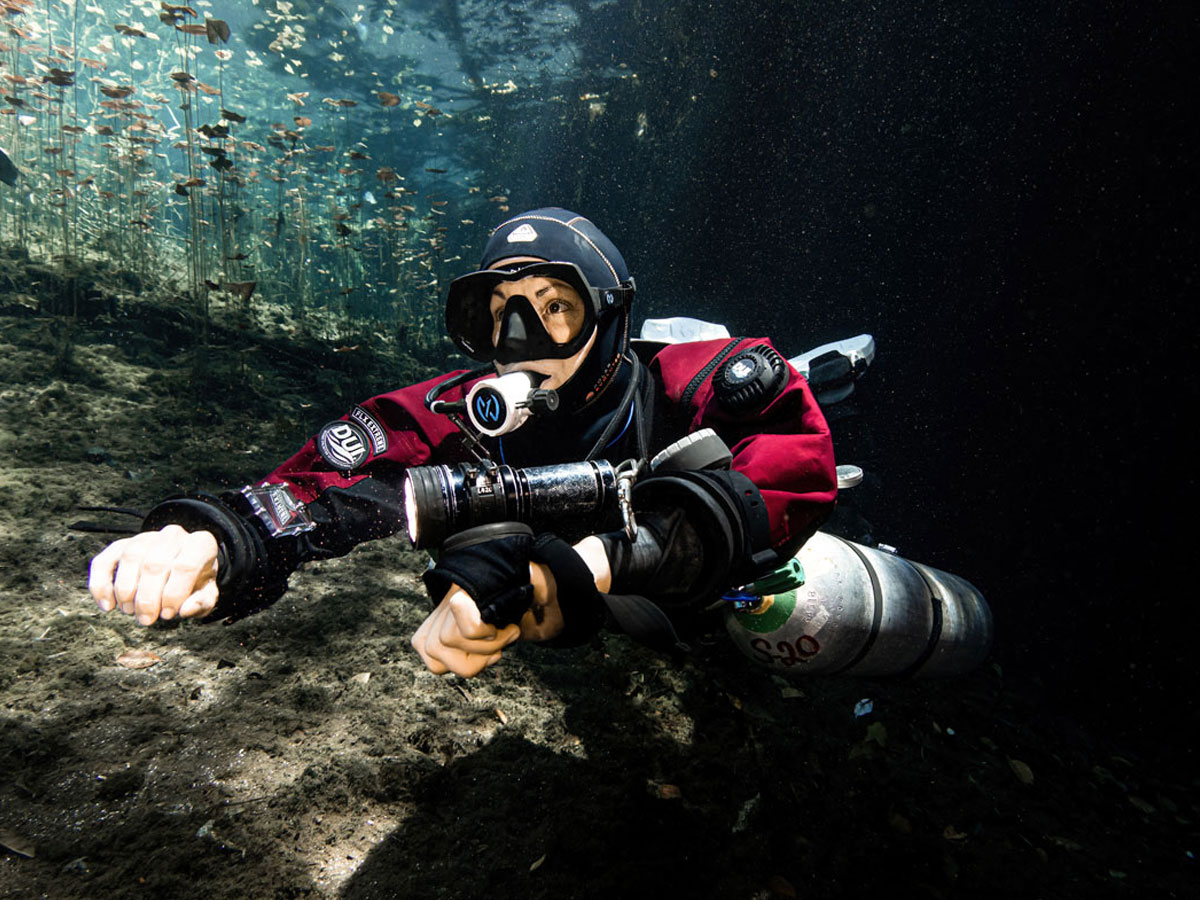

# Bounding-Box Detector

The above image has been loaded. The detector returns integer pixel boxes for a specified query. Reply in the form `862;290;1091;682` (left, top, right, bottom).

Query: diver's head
446;208;635;406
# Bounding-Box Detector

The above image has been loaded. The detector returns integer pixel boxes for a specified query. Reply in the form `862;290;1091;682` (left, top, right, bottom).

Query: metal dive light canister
402;458;622;549
725;531;993;678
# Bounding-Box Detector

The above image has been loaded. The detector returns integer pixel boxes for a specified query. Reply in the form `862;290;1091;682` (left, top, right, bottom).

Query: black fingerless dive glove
421;522;536;626
422;524;608;645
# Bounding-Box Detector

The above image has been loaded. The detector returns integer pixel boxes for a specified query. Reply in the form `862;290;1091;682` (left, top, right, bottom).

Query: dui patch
316;418;372;471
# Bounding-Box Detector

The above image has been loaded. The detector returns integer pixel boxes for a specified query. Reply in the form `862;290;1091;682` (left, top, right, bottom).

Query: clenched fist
88;525;220;625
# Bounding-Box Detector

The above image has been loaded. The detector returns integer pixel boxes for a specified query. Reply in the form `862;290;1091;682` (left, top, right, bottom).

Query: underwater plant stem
174;25;207;347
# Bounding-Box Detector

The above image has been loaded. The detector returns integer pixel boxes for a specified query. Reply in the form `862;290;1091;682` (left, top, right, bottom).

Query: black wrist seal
140;493;284;619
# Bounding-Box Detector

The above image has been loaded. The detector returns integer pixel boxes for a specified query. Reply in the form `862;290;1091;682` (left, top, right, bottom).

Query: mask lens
446;262;598;362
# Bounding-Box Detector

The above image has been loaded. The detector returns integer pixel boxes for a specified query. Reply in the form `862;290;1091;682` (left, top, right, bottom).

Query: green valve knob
746;557;805;595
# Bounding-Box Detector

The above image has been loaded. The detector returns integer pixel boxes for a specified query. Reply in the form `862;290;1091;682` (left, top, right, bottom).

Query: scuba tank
723;528;993;678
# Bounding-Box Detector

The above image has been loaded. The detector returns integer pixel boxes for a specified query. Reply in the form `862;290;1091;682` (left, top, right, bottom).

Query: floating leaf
160;3;198;19
653;782;681;799
205;18;231;44
43;68;75;86
377;91;401;107
222;281;256;302
1046;835;1083;851
0;827;34;859
1007;757;1034;785
1127;796;1155;814
116;649;161;670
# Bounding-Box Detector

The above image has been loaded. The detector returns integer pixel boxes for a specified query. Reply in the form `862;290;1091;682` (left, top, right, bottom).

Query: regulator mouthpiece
464;371;559;437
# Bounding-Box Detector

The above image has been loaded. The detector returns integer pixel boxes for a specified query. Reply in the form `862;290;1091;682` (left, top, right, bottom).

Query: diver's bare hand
88;525;219;625
411;588;520;678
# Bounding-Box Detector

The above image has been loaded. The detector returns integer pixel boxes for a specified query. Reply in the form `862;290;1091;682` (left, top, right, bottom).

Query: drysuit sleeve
588;338;837;647
140;370;478;621
653;336;838;558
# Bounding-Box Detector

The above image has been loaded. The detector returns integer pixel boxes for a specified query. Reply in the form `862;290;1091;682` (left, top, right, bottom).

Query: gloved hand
527;533;607;647
421;522;536;626
412;529;612;676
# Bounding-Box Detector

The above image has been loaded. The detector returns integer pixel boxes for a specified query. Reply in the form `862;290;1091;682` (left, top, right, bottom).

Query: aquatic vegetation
0;0;638;354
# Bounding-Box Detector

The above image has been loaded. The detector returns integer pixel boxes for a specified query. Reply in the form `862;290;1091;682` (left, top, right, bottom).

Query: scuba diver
88;207;839;678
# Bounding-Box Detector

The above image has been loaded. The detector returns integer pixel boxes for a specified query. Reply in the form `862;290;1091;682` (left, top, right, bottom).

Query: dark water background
518;0;1198;760
5;0;1197;762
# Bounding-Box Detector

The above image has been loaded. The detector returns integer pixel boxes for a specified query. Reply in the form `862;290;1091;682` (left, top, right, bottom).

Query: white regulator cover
465;371;538;437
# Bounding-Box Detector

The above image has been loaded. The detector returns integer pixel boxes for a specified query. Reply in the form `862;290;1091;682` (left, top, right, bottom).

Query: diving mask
445;261;634;363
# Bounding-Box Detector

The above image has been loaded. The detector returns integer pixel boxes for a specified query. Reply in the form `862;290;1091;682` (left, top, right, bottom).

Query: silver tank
724;531;993;678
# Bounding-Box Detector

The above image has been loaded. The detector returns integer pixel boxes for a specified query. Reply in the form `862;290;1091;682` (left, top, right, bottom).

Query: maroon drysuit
203;337;837;622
